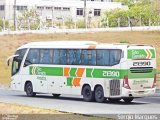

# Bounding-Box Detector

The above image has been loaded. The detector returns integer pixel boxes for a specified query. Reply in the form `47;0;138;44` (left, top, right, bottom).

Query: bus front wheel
123;98;133;103
82;85;94;102
95;86;105;103
25;82;36;97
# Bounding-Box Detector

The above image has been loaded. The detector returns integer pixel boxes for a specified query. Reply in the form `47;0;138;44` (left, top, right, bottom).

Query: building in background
0;0;128;29
0;0;127;20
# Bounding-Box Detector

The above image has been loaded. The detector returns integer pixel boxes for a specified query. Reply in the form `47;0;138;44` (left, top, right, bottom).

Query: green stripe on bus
67;77;73;86
86;69;127;79
128;49;155;59
30;66;156;79
150;49;155;58
29;66;63;76
86;68;156;79
70;68;77;77
86;68;93;77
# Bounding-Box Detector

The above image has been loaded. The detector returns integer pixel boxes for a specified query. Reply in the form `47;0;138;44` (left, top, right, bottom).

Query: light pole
14;0;17;31
51;7;54;28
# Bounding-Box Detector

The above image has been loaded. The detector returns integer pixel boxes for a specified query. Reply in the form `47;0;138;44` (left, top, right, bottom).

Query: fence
0;26;160;36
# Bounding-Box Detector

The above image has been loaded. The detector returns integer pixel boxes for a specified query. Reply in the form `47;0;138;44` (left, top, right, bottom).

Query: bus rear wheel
123;98;133;103
95;86;105;103
25;82;36;97
52;94;61;98
82;85;94;102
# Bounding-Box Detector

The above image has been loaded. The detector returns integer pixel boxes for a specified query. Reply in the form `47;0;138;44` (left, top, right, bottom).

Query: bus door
11;56;22;90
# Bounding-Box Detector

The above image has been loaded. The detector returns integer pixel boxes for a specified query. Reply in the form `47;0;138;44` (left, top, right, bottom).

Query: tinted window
110;50;121;66
53;49;60;64
52;49;67;65
40;49;52;64
26;49;39;64
97;50;110;66
12;49;27;75
60;49;67;64
67;49;82;65
81;50;96;65
24;48;121;66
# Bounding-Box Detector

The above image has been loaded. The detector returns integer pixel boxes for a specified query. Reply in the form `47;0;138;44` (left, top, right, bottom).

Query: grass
0;102;61;114
0;31;160;86
0;102;111;120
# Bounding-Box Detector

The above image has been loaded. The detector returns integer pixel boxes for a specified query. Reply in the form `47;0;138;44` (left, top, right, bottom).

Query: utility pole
51;7;54;28
14;0;17;31
84;0;87;29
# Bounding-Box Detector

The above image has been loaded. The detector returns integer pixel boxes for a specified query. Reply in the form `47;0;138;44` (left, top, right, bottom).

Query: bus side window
60;49;67;64
81;50;96;65
110;50;121;66
67;49;75;65
40;49;52;64
97;50;109;66
75;50;81;65
25;49;40;66
53;49;60;64
81;50;89;65
67;49;82;65
90;50;96;65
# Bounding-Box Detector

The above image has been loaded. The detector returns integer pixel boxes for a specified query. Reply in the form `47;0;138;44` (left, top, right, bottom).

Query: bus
7;41;157;103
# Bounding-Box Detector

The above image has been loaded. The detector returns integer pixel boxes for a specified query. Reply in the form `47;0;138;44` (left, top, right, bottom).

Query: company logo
133;80;149;85
132;50;146;59
32;67;46;75
129;49;153;59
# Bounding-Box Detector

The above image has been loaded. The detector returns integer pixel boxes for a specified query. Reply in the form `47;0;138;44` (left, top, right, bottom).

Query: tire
95;86;105;103
108;98;121;103
82;85;95;102
52;94;61;98
25;82;36;97
123;98;134;103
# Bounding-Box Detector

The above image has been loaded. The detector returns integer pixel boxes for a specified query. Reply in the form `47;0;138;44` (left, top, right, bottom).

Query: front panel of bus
10;48;27;90
122;46;156;97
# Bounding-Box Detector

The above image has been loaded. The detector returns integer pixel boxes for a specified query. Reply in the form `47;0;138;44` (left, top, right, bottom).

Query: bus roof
17;41;154;50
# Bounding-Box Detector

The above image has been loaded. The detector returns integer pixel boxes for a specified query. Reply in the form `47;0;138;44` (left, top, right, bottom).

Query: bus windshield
12;49;27;76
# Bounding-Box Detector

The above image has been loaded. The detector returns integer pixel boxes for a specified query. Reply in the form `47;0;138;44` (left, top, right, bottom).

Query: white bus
7;41;157;103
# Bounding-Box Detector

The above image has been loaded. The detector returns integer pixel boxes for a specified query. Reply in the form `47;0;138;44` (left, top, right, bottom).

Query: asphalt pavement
0;87;160;116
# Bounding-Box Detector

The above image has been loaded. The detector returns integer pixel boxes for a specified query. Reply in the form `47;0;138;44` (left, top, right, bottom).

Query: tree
0;19;9;31
65;17;74;29
113;0;135;8
101;8;129;27
17;9;40;30
102;0;160;27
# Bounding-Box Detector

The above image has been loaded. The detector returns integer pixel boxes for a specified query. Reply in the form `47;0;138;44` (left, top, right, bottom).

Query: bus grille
130;67;153;73
110;80;120;96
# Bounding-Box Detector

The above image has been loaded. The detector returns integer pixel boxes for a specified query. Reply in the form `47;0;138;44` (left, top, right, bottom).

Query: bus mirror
6;55;19;66
7;59;10;66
